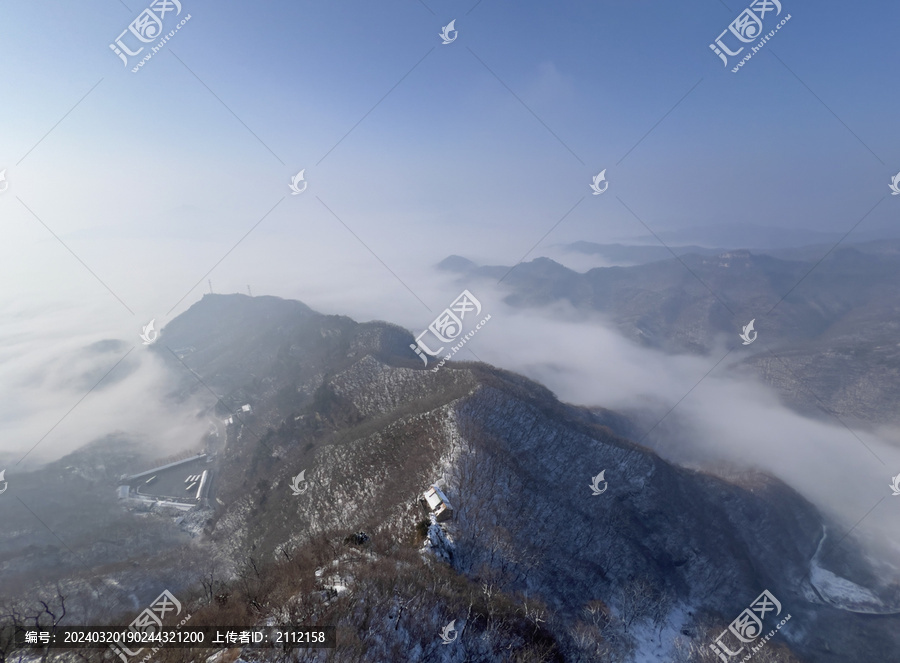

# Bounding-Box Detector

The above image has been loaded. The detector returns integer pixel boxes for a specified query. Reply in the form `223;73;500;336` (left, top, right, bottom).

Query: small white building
422;484;453;522
240;404;252;414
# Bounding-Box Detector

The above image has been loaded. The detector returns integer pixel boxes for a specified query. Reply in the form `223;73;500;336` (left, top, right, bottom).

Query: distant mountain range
4;294;898;662
440;241;900;426
614;223;900;251
557;238;900;266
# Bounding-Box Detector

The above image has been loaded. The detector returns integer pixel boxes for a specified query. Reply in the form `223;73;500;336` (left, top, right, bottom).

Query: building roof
424;489;442;510
424;485;453;512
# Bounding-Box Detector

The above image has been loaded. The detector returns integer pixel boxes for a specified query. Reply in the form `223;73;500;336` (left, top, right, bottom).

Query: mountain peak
437;255;477;272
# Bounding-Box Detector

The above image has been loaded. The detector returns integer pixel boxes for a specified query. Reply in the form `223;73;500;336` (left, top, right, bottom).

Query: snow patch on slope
628;603;694;663
809;527;900;614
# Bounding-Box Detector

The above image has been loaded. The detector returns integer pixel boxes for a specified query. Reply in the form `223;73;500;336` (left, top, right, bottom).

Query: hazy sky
3;0;898;323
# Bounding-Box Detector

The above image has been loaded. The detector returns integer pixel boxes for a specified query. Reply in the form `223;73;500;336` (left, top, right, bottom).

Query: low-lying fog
3;238;898;572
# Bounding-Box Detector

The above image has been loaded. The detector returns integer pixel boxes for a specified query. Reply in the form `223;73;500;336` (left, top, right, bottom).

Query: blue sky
1;0;898;325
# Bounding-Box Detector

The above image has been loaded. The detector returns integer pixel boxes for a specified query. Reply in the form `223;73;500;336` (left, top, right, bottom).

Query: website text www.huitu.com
132;14;192;73
732;14;791;73
740;613;791;662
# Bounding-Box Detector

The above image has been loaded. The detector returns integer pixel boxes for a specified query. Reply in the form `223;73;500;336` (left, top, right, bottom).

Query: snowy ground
808;527;900;614
626;603;693;663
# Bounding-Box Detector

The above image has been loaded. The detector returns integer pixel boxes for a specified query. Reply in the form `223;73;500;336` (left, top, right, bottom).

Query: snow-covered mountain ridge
144;294;900;662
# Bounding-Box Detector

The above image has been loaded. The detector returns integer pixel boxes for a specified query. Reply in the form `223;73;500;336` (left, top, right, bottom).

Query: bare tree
0;585;68;663
619;576;658;632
